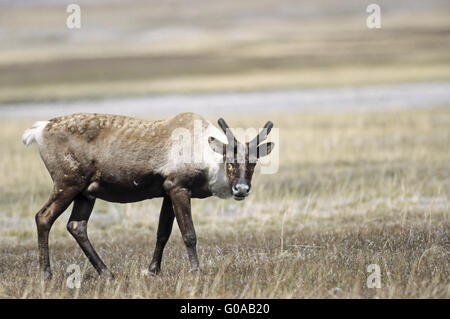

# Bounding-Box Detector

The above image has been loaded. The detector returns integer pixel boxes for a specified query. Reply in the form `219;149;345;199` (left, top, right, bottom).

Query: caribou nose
233;183;250;196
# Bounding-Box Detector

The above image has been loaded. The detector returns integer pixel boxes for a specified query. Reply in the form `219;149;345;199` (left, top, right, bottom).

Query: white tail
22;121;49;147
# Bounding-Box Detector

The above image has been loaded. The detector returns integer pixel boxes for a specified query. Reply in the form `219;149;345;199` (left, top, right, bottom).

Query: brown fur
40;112;212;203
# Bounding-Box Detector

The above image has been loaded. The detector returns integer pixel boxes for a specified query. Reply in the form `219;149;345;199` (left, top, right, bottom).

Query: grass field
0;108;448;298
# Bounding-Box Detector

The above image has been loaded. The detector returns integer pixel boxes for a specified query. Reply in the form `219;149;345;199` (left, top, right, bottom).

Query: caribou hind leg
67;194;113;278
35;184;81;280
149;196;175;274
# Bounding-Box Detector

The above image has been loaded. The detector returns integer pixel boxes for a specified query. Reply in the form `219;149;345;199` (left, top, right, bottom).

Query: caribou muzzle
232;183;251;200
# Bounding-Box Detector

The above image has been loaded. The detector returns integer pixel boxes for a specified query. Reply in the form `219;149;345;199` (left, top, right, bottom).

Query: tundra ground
0;108;448;298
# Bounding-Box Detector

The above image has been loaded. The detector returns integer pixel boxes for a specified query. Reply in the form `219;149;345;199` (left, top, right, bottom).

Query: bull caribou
22;112;274;279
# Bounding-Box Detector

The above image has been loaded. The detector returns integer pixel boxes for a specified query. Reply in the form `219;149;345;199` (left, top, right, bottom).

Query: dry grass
0;108;448;298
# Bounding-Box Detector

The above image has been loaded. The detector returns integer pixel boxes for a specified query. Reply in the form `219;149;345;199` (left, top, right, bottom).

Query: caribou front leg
149;196;175;274
163;180;199;272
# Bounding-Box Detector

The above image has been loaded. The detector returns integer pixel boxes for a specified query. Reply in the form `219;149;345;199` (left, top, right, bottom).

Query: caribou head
208;118;274;200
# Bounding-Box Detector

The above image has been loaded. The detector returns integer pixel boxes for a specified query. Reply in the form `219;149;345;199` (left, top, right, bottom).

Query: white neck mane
158;118;232;199
203;123;231;198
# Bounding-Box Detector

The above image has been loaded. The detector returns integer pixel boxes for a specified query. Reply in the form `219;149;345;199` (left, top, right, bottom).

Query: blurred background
0;0;449;298
0;0;449;115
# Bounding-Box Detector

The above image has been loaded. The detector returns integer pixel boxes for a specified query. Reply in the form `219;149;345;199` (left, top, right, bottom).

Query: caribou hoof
143;266;160;276
148;266;161;276
42;270;53;281
99;270;115;280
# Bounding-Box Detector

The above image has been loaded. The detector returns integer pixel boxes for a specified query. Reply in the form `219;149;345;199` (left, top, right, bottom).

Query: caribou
22;112;274;279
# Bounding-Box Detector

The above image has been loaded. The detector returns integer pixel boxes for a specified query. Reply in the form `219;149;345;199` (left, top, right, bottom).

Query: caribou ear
208;137;225;154
256;142;274;158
